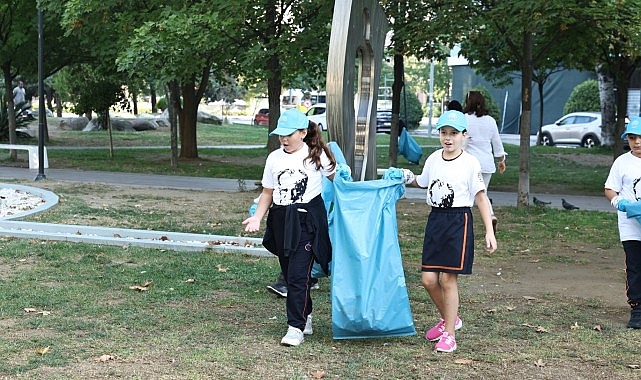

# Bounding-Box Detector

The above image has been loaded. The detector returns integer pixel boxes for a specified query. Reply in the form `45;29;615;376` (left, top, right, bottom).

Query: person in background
604;117;641;329
13;80;26;106
243;108;336;347
446;99;463;112
462;91;506;233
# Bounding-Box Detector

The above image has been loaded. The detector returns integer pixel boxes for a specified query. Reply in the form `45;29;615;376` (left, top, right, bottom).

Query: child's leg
421;271;445;315
439;273;459;336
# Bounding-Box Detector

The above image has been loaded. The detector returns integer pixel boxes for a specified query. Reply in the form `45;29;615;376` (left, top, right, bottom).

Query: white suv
538;112;602;148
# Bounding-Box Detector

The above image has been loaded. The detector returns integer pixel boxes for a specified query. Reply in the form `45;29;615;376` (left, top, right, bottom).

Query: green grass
0;120;637;378
2;119;614;196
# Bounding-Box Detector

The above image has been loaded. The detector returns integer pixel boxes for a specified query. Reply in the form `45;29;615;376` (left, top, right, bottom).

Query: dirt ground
47;184;631;316
13;182;630;316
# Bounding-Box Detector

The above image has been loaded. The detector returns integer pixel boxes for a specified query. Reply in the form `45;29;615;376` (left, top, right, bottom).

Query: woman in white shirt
463;91;506;232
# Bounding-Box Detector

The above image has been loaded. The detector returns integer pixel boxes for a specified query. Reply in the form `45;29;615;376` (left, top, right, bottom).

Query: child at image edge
242;108;336;347
402;110;497;353
604;116;641;329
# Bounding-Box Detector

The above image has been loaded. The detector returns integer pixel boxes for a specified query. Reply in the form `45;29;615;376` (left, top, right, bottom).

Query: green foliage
564;79;600;114
156;97;167;111
465;85;501;125
401;89;423;129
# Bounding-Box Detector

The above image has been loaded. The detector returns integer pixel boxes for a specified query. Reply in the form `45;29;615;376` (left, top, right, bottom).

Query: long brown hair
463;91;489;117
304;121;336;171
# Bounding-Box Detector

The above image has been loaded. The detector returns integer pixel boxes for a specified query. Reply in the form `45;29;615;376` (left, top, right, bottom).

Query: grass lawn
0;118;638;378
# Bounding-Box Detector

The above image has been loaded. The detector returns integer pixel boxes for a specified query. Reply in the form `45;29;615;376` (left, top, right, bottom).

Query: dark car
376;110;405;134
253;108;269;126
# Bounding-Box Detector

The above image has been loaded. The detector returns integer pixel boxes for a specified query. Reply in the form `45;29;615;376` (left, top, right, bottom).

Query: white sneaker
303;315;313;335
280;326;304;346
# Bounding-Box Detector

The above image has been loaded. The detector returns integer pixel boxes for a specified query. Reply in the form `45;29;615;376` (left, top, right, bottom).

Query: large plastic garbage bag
398;128;422;164
312;142;348;279
330;166;416;339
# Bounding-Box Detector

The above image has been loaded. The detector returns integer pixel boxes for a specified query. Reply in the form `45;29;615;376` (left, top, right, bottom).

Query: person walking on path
242;108;336;347
604;117;641;329
13;80;26;106
403;110;497;353
463;91;506;232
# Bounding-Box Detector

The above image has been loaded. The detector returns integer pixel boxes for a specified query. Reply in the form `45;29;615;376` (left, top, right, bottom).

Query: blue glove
618;199;631;212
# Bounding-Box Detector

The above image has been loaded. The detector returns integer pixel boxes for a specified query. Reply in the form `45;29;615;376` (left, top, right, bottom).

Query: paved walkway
0;166;612;212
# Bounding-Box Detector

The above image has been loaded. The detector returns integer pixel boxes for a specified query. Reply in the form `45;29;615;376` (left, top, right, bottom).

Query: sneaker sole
435;345;457;353
281;338;304;346
266;286;287;298
426;318;463;342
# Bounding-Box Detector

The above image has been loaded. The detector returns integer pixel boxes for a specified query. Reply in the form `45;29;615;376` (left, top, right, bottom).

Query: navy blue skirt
421;207;474;274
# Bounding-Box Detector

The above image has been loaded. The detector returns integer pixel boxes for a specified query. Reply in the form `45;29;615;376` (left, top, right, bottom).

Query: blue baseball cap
622;117;641;139
269;108;309;136
436;110;467;132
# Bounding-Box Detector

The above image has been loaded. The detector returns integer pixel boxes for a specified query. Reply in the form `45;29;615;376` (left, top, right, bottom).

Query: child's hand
242;216;261;232
485;234;497;254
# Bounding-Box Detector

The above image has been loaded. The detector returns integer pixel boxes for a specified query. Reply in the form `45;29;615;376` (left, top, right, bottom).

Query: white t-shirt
13;86;25;104
464;114;506;174
415;149;486;208
262;145;334;206
604;151;641;241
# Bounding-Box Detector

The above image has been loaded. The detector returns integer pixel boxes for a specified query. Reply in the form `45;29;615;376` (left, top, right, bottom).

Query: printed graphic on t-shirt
276;169;308;204
428;179;454;208
634;178;641;201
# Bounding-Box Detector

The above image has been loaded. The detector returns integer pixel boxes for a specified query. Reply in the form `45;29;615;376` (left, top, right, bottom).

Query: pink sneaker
424;316;463;341
435;332;457;353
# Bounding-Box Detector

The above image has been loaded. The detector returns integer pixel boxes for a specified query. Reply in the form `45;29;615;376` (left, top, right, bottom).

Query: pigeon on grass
562;198;580;210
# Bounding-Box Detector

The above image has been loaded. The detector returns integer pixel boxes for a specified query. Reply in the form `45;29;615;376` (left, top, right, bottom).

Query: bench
0;144;49;170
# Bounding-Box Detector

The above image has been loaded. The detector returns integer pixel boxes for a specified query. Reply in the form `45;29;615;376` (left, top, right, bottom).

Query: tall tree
585;1;641;158
220;0;333;152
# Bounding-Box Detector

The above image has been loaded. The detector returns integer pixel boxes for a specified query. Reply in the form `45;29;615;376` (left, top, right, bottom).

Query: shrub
156;97;168;111
564;79;600;114
400;90;424;130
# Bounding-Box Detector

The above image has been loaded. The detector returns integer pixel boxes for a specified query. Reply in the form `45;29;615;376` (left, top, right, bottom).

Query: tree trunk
517;31;533;208
54;91;62;117
132;89;138;115
179;79;198;158
2;64;17;159
106;110;114;159
596;64;616;148
535;80;544;145
266;53;283;153
168;80;180;168
150;82;157;114
388;53;404;168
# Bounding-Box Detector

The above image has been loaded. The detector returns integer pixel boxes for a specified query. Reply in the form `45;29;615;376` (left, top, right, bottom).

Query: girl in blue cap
403;110;497;352
243;108;336;346
605;116;641;329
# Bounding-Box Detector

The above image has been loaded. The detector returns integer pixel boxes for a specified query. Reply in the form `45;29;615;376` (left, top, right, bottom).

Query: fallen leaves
310;370;325;379
95;354;116;362
521;323;548;333
534;358;545;367
129;280;153;291
216;264;228;272
35;346;50;355
23;308;51;316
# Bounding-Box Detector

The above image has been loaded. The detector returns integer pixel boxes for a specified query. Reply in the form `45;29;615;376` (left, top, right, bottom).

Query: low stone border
0;183;270;256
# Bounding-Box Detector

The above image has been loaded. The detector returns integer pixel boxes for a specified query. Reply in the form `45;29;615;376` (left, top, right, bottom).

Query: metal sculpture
326;0;388;181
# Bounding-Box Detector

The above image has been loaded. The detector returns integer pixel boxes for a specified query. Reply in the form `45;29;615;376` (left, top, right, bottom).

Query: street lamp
35;3;46;180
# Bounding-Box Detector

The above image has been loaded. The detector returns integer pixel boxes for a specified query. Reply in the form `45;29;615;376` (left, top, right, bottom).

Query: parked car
306;103;327;131
538;112;602;148
253;108;269;126
376;110;406;134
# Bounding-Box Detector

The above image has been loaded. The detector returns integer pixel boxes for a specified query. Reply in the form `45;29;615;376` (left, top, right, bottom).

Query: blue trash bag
329;165;416;339
312;142;349;279
623;199;641;226
398;128;422;164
